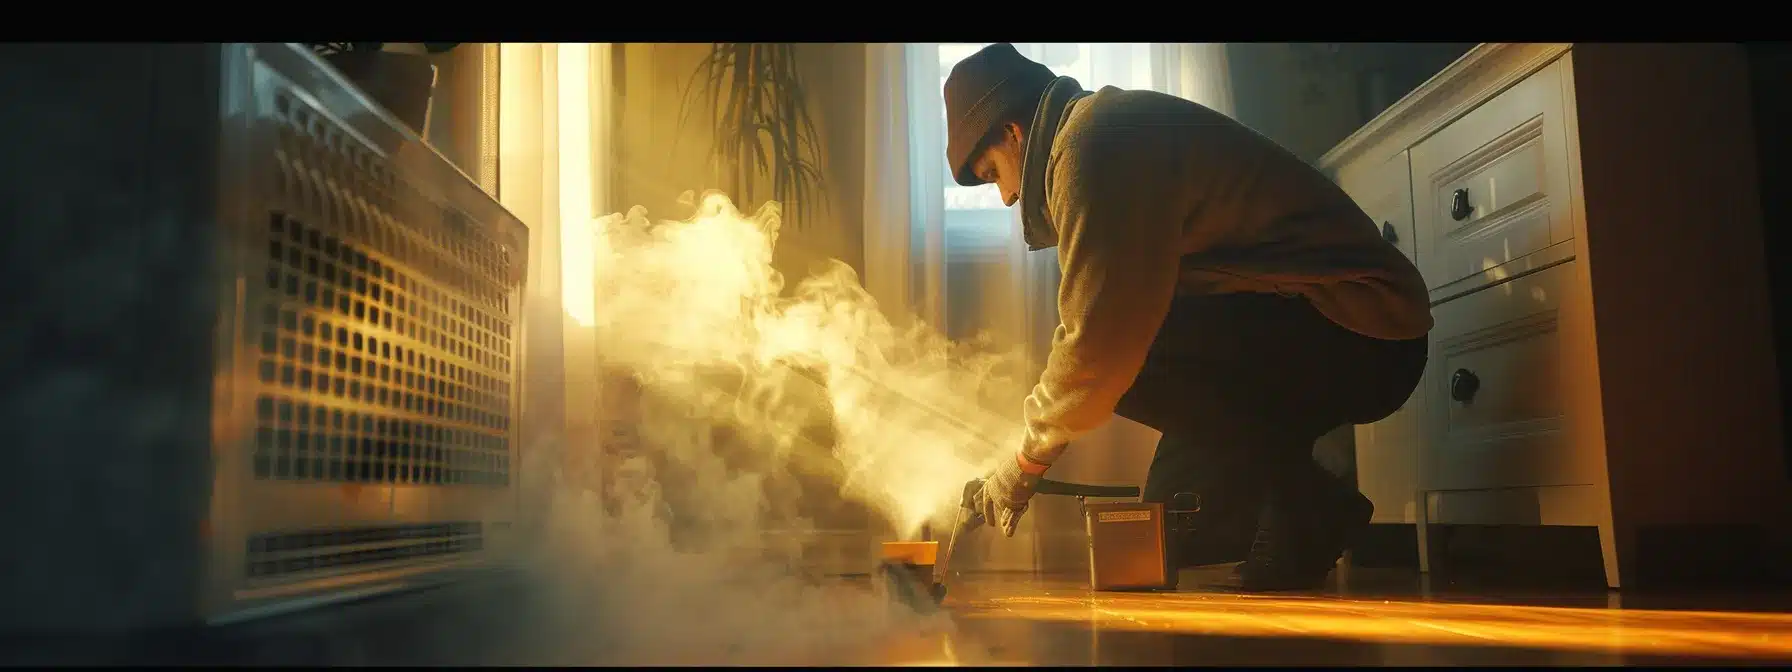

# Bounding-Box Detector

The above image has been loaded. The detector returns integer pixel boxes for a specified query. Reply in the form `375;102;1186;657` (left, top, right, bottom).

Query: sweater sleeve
1019;133;1187;465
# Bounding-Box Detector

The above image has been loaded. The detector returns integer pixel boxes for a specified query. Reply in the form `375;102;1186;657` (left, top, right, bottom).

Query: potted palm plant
306;42;462;137
679;43;828;231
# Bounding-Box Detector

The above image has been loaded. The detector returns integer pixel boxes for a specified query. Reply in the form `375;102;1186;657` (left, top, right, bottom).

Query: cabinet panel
1337;150;1418;266
1425;261;1597;492
1411;59;1575;293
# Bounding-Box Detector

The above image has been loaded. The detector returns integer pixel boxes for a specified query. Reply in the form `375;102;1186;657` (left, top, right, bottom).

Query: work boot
1165;490;1264;569
1209;467;1374;592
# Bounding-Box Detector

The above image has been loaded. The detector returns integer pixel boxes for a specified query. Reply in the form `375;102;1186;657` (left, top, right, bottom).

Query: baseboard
1632;523;1789;589
1404;523;1789;590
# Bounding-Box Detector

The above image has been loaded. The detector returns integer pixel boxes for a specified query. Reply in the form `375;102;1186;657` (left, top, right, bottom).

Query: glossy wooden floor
422;566;1792;666
9;566;1792;666
888;569;1792;666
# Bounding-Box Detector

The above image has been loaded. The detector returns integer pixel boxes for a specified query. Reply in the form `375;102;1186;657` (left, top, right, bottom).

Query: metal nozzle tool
934;476;1141;588
936;478;987;584
880;477;1141;611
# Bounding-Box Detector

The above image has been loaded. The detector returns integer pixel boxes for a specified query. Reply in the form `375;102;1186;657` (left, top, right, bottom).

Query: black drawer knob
1170;492;1202;513
1450;368;1480;403
1381;221;1399;244
1451;188;1473;221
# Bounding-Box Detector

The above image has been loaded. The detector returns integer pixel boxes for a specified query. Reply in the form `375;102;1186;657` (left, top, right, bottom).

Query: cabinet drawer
1424;261;1595;492
1411;57;1576;293
1337;150;1418;265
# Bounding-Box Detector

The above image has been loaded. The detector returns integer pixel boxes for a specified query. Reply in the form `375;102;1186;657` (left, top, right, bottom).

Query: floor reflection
900;571;1792;666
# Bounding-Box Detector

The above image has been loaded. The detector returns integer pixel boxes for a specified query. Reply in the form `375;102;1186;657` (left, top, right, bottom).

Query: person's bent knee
1345;336;1428;425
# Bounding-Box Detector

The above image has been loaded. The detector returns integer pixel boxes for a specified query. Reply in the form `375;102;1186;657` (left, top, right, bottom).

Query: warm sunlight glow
559;43;598;328
585;192;1030;535
961;591;1792;660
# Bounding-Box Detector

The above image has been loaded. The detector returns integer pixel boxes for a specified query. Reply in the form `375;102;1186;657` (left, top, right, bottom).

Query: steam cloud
500;192;1035;664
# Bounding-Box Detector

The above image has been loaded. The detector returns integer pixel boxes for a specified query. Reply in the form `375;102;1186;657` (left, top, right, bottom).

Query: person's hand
971;453;1045;537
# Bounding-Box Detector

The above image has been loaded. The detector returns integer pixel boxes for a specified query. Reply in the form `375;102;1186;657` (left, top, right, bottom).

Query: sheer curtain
861;43;945;329
498;42;615;532
861;42;1237;572
1154;43;1237;117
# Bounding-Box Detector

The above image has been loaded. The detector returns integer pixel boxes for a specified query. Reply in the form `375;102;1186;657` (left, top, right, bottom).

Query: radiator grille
248;85;516;488
245;522;484;579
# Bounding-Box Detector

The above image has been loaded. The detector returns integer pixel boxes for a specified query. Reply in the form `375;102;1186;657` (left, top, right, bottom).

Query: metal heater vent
215;46;528;609
245;522;484;579
249;86;514;488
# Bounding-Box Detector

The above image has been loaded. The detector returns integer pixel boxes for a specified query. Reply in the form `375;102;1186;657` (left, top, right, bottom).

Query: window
928;43;1161;256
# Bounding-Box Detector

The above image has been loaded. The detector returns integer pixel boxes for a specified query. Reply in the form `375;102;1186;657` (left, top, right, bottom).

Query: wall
1227;43;1473;165
1227;44;1365;164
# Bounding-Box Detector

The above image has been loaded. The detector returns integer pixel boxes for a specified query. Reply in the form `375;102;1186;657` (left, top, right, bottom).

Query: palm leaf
675;43;830;230
777;44;828;225
747;123;773;176
673;45;729;161
729;44;754;197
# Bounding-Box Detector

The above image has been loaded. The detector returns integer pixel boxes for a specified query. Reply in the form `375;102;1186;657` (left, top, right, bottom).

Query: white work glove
971;453;1047;537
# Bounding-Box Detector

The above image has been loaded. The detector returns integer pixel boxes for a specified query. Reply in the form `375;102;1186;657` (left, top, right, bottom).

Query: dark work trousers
1111;291;1428;565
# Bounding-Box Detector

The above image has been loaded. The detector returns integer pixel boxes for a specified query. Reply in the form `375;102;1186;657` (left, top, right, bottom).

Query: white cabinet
1409;58;1577;297
1324;44;1788;589
1337;150;1419;266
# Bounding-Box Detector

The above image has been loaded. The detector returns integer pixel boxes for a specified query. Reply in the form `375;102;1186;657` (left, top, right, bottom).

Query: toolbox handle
1035;479;1140;499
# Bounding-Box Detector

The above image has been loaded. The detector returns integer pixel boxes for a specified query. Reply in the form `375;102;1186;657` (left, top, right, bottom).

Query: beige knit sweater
1016;77;1433;465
